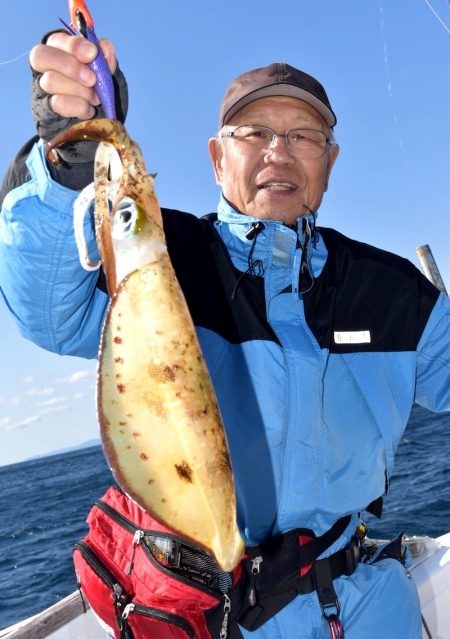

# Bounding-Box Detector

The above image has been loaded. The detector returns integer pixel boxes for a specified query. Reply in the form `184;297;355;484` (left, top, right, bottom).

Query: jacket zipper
271;284;326;522
122;602;195;638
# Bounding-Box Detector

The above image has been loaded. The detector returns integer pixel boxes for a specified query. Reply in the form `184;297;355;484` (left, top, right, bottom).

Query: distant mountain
27;438;101;461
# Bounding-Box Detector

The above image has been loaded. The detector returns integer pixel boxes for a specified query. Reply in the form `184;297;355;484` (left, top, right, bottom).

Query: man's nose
265;134;295;162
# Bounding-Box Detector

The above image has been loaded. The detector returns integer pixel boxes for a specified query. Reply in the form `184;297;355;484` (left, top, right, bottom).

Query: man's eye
248;128;270;139
289;133;303;143
236;126;270;141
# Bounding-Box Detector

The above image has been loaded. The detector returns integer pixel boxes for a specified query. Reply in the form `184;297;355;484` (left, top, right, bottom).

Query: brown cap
219;62;336;129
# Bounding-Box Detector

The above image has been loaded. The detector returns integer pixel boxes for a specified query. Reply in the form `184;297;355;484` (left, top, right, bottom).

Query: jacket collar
216;194;327;285
217;194;316;239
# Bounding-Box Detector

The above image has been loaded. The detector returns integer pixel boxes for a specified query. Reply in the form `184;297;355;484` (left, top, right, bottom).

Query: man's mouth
257;182;297;191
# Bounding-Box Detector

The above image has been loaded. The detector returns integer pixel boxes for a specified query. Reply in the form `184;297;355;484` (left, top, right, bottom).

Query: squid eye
119;210;132;224
112;197;137;239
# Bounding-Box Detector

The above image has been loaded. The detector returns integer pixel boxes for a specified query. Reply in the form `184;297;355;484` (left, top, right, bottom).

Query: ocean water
0;404;449;630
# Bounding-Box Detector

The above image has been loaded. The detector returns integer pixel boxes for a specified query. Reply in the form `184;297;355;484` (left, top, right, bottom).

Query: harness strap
242;515;351;572
313;555;344;638
297;515;352;566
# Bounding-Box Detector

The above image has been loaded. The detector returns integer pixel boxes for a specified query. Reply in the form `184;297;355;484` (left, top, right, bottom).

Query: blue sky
0;0;449;466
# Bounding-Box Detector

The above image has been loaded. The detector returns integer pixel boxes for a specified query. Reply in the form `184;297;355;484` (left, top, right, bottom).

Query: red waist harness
74;486;361;639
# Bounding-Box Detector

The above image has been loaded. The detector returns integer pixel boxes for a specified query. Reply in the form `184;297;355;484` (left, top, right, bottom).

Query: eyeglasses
220;125;333;159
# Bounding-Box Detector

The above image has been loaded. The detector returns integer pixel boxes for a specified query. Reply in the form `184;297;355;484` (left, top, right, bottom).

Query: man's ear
323;143;339;192
208;137;223;185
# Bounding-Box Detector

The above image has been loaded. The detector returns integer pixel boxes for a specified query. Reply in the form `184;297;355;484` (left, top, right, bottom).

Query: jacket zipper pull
247;555;263;607
127;530;144;576
220;593;231;639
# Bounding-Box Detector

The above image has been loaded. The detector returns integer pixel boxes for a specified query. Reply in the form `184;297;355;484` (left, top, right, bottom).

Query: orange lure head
68;0;95;31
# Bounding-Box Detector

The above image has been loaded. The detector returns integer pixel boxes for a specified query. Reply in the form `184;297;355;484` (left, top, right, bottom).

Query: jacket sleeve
415;292;450;412
0;139;108;359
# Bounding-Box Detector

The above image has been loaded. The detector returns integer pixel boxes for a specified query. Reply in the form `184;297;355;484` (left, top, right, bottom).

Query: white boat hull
409;532;450;638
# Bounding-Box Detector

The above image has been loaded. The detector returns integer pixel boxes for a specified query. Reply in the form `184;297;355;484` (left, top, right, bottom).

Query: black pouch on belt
235;515;354;632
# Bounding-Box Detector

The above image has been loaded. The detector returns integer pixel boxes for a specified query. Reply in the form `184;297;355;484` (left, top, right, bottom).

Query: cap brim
222;84;336;128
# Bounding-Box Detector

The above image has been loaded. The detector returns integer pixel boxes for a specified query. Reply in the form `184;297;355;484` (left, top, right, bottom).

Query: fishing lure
60;0;116;119
47;119;244;572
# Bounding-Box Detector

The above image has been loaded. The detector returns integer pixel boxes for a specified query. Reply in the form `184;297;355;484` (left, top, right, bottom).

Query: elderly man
1;31;449;639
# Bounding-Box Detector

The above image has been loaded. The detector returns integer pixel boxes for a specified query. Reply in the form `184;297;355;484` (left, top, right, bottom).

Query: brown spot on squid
175;461;193;483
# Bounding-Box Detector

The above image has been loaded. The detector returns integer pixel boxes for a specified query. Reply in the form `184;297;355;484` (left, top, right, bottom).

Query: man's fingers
42;32;98;64
29;33;119;121
30;43;97;88
49;94;96;120
30;35;118;87
40;70;99;105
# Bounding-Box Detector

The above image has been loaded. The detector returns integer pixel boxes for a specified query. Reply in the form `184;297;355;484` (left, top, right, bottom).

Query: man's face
209;96;339;225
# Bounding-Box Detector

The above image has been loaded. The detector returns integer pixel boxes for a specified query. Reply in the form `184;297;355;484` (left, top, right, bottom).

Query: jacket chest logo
334;330;371;344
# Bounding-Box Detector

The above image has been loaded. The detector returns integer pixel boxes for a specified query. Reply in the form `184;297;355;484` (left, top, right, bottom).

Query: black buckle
320;598;341;620
343;537;360;576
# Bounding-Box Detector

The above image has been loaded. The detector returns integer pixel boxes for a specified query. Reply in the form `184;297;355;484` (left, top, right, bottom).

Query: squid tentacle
73;182;101;271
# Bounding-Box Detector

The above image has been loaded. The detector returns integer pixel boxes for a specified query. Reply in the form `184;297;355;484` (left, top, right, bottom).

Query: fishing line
378;0;425;225
0;50;29;66
422;0;450;34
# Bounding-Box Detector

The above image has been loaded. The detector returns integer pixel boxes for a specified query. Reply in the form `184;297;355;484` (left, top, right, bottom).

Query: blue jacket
1;139;449;637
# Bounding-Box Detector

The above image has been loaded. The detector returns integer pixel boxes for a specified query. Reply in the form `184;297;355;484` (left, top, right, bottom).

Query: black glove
31;30;129;188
